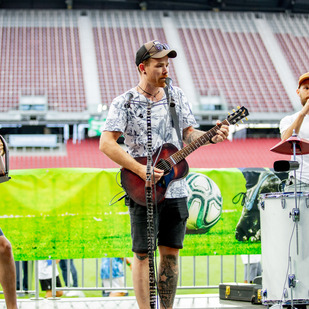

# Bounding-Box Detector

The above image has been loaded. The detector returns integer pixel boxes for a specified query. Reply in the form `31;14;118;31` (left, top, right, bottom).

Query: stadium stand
268;13;309;83
91;10;178;107
174;11;293;113
0;10;307;119
0;9;308;165
0;10;86;113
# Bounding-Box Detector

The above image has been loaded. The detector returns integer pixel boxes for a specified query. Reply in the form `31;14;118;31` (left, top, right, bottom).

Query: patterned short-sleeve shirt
103;86;197;198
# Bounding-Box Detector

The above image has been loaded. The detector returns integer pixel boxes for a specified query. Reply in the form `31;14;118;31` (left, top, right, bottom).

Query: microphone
124;91;133;108
164;77;174;106
274;160;299;172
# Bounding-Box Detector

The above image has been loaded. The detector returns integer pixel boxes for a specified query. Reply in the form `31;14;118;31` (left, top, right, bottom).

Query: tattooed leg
158;247;179;309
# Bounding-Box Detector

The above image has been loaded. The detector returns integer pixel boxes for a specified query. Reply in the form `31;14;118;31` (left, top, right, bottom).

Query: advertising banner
0;167;284;260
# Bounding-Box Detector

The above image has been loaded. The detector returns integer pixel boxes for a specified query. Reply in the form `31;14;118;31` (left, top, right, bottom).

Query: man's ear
139;63;145;73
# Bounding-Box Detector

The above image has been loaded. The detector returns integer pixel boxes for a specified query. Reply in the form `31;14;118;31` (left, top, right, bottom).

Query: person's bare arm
183;122;229;145
281;100;309;140
0;140;3;156
99;131;163;182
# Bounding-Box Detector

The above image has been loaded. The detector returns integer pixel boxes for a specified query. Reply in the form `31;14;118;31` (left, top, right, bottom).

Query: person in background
38;260;63;298
280;72;309;192
15;261;28;295
0;137;18;309
59;259;78;288
101;257;132;297
241;255;262;283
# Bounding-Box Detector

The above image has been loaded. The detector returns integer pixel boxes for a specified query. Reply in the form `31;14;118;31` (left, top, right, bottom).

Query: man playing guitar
99;40;229;309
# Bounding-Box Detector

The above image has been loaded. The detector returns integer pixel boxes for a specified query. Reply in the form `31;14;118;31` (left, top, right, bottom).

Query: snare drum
260;192;309;306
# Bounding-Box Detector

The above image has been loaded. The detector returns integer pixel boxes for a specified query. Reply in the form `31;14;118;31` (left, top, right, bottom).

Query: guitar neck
169;119;230;165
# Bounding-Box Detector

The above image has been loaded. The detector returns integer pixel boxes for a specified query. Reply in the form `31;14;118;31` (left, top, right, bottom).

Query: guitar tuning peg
237;105;240;109
232;109;236;112
240;120;243;123
245;117;248;121
228;112;231;115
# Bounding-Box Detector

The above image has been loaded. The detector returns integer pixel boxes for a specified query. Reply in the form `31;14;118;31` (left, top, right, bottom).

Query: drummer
280;72;309;192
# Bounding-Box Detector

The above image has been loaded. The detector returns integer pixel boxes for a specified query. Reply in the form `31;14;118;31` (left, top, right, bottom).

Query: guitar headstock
227;106;249;125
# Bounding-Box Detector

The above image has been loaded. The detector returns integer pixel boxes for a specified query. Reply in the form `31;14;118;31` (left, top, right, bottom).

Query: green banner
88;118;106;137
0;167;262;261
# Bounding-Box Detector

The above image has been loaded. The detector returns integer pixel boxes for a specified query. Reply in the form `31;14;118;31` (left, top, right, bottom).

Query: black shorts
40;276;62;291
129;197;188;253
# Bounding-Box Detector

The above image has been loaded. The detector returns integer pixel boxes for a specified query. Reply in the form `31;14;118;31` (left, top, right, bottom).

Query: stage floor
0;294;267;309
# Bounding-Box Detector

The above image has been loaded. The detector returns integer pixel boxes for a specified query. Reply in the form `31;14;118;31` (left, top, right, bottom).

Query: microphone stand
145;97;156;309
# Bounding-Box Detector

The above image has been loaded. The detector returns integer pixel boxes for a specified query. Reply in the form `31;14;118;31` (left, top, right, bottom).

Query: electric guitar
121;106;249;206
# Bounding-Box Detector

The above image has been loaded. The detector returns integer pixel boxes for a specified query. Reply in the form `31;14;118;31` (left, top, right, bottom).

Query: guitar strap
169;102;183;148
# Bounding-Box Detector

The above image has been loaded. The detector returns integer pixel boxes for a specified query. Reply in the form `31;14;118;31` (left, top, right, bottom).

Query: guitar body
120;106;249;206
121;143;189;206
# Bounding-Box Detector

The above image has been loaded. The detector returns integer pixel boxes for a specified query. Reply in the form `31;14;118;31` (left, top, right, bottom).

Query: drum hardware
272;132;309;255
264;133;309;307
281;198;286;209
288;274;297;288
283;288;288;298
289;208;300;222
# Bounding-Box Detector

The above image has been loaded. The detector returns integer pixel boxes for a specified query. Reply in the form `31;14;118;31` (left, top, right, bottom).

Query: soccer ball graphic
186;172;223;234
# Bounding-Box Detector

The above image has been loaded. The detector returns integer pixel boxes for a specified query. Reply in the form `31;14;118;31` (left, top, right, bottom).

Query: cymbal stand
290;132;299;255
288;132;299;309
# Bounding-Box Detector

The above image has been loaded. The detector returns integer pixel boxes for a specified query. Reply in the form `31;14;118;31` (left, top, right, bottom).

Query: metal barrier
13;255;250;298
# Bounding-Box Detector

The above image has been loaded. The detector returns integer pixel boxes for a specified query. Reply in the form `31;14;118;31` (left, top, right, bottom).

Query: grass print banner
0;167;263;261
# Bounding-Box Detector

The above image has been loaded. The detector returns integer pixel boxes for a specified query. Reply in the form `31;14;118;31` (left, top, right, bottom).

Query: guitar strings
154;124;221;171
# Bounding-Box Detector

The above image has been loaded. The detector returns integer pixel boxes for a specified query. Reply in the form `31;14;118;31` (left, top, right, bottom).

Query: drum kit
0;135;10;183
260;134;309;308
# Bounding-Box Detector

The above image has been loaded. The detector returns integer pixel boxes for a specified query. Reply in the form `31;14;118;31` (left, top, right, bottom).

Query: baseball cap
298;72;309;88
135;40;177;66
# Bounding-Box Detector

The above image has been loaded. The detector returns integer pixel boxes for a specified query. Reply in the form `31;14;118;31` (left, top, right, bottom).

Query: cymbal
271;136;309;155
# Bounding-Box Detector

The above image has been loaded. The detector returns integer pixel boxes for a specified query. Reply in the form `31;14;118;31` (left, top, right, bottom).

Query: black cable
280;222;296;307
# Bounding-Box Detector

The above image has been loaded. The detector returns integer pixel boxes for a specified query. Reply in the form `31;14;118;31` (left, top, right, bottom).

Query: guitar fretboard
167;119;230;166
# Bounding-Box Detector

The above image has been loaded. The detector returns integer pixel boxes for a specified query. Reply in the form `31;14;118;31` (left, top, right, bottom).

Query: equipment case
219;283;262;304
